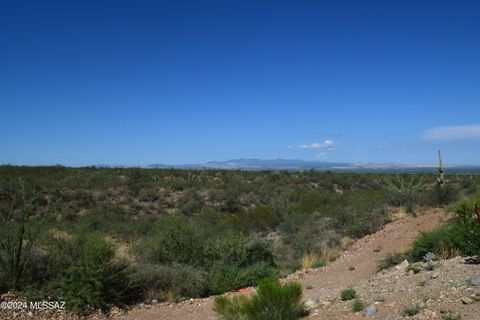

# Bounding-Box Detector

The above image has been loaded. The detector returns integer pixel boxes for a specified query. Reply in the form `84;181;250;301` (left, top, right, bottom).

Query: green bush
234;262;277;288
406;263;423;274
245;239;276;266
433;184;460;205
377;252;408;271
208;266;240;295
204;235;276;294
214;279;307;320
403;304;422;316
203;234;275;269
411;222;479;260
352;298;365;312
207;262;276;295
45;235;138;313
135;263;206;301
340;287;357;301
203;234;249;269
140;217;203;265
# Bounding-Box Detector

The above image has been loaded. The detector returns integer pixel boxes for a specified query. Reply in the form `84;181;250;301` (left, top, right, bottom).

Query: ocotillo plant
0;181;54;289
437;150;444;187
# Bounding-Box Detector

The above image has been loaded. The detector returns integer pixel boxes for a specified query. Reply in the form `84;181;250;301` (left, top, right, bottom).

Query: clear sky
1;1;479;166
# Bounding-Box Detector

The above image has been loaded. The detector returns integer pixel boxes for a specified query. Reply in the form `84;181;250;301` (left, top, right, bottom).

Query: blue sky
1;1;479;166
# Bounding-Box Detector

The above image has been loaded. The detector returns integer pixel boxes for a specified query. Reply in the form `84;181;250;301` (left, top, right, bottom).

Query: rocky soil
305;256;480;319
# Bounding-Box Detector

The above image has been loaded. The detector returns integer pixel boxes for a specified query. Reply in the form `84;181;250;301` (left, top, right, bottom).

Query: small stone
363;304;377;317
396;260;409;270
461;297;475;304
0;292;15;301
424;309;435;317
305;299;318;310
468;278;480;286
110;307;121;316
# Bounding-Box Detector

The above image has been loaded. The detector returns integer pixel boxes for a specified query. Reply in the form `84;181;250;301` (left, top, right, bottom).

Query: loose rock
363;304;377;317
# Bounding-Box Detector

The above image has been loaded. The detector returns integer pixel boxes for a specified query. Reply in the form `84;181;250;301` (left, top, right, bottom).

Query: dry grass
144;289;157;303
301;252;321;269
49;228;72;240
340;236;354;250
321;246;341;262
434;243;461;260
301;246;341;269
391;207;408;221
163;289;177;303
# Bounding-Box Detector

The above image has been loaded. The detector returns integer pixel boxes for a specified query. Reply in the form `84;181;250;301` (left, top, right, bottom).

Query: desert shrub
71;189;95;208
214;279;307;320
207;266;240;294
234;262;277;288
433;184;460;205
204;237;276;294
406;263;423;274
411;222;479;261
203;234;249;269
411;192;480;260
221;189;242;213
207;262;276;295
403;304;422;316
377;252;408;271
75;206;138;238
134;263;206;301
179;188;205;216
245;239;276;266
45;235;138;313
352;298;365;312
140;217;203;265
232;206;278;232
203;234;274;269
330;191;389;238
280;212;317;238
340;288;357;301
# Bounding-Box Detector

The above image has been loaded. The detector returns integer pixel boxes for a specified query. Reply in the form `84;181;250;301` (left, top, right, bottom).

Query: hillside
4;208;480;319
0;167;479;320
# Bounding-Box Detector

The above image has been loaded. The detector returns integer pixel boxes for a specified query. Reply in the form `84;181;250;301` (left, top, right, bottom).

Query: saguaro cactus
437;150;444;187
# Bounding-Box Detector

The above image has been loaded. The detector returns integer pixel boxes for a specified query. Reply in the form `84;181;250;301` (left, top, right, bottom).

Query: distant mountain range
147;158;480;173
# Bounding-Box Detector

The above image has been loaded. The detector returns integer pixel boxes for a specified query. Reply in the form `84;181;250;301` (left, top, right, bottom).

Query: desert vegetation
376;190;480;272
213;279;307;320
0;165;479;314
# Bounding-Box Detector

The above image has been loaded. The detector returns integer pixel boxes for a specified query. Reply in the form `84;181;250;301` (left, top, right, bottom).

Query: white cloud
298;139;335;149
315;152;327;159
421;124;480;142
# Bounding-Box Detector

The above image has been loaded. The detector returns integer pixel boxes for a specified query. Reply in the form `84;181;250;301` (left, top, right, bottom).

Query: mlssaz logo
30;301;66;310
